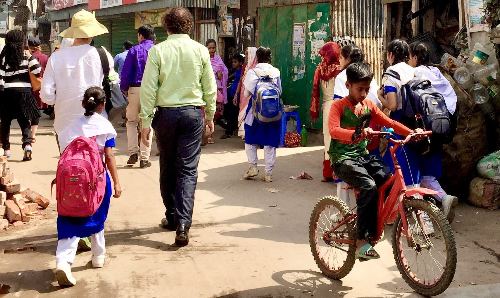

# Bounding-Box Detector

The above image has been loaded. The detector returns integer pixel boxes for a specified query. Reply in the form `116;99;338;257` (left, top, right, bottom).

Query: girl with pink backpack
54;86;122;287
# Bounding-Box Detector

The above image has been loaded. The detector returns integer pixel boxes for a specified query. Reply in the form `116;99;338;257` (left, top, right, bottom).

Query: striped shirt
0;55;42;90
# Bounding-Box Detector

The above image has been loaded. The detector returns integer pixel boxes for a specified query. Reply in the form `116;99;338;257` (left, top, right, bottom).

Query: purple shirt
120;39;154;91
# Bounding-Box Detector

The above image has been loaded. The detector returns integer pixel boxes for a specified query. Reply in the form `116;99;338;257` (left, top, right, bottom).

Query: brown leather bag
29;70;41;91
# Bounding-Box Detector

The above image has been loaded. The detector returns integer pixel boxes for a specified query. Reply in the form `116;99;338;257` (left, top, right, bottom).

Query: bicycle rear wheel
392;198;457;296
309;196;356;279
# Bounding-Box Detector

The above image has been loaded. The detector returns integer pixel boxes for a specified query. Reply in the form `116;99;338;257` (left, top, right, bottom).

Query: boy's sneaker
243;166;259;180
92;255;105;268
55;262;76;287
442;195;458;223
23;145;33;161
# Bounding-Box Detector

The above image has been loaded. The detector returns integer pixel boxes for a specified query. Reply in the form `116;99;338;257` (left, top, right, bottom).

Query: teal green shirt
140;34;217;128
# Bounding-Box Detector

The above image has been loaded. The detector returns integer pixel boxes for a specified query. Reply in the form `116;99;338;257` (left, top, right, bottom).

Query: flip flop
357;243;380;261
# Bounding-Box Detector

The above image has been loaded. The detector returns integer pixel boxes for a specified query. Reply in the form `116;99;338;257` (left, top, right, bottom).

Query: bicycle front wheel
392;198;457;296
309;196;356;279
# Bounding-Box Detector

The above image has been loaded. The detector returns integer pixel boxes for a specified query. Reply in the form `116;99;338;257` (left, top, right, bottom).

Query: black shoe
140;160;152;168
127;153;138;165
220;134;231;139
175;224;190;246
160;218;177;231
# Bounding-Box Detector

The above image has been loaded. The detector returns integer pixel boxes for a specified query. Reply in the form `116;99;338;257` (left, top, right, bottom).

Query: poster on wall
292;23;306;81
220;14;233;36
135;10;168;29
100;0;122;9
468;0;488;32
308;11;329;65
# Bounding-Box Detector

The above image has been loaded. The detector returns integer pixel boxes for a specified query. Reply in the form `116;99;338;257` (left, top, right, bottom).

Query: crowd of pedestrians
0;4;461;288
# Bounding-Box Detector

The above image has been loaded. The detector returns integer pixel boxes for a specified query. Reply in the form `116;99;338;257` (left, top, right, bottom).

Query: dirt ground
0;118;499;297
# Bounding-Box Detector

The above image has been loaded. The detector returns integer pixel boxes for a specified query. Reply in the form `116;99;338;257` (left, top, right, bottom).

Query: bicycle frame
325;132;437;246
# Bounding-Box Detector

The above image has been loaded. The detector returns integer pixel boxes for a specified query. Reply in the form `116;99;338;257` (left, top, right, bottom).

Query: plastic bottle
440;53;464;73
471;83;496;121
474;62;498;85
470;43;493;66
454;67;473;90
300;125;308;147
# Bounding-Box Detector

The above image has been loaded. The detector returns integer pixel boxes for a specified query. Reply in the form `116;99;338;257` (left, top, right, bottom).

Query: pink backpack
55;136;106;217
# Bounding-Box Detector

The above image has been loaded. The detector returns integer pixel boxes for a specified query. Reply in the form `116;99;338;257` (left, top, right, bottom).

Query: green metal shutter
154;26;168;43
111;16;138;57
93;19;112;51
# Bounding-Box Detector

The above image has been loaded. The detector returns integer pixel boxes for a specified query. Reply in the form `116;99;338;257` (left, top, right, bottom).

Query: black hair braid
2;30;26;71
387;39;410;64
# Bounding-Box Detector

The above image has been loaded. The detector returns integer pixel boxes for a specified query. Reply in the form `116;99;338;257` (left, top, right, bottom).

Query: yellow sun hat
59;10;109;39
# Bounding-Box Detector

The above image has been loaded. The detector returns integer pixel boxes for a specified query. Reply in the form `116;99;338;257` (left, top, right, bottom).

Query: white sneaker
3;150;11;159
262;174;273;183
243;166;259;180
92;255;105;268
442;195;458;223
55;262;76;287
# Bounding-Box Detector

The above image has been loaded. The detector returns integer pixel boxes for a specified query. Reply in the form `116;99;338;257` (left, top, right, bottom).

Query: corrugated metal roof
260;0;328;7
331;0;384;83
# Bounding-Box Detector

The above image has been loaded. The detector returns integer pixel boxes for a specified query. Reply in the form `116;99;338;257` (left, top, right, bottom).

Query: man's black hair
123;40;134;50
233;53;245;63
138;25;155;41
346;62;374;84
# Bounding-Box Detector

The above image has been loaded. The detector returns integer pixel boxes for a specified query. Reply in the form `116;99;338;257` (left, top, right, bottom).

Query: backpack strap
383;69;401;81
96;47;111;101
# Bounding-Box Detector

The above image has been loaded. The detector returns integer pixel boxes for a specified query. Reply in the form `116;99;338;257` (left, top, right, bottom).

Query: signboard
468;0;488;33
0;21;6;34
50;0;88;10
28;20;37;29
135;10;168;29
89;0;142;10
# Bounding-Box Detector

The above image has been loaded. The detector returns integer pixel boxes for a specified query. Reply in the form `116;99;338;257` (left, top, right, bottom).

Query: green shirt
139;34;217;128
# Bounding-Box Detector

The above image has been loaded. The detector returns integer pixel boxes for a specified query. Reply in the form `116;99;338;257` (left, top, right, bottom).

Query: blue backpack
252;75;283;123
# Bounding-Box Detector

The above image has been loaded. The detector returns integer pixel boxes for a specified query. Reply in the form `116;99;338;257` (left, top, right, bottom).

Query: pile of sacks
0;157;50;230
469;150;500;210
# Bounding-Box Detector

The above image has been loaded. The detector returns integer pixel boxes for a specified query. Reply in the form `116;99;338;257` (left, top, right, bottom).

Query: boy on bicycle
328;62;416;260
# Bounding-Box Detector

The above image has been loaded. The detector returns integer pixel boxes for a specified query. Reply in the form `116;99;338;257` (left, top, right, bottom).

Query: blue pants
153;106;204;228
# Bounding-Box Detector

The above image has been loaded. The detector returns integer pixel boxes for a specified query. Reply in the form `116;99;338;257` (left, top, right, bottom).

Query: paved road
1;119;499;297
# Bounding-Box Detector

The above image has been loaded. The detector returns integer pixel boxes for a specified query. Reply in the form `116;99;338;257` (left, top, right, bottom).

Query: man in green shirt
140;7;217;246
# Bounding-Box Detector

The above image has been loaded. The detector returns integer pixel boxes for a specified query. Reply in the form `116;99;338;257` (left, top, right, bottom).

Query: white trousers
323;100;333;160
55;231;105;267
420;176;447;201
245;144;276;175
126;87;153;160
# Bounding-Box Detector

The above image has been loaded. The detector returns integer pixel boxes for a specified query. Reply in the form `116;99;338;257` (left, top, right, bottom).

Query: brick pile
0;156;50;230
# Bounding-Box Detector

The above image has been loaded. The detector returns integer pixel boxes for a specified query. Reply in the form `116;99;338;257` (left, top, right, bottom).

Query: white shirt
414;65;457;115
333;69;381;107
41;44;114;134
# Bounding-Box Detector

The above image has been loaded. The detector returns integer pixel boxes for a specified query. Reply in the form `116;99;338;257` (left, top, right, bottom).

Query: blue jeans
153;106;204;228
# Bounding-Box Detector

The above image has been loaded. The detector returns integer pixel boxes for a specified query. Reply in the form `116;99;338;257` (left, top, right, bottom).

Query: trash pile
439;42;500;197
0;157;50;230
469;150;500;210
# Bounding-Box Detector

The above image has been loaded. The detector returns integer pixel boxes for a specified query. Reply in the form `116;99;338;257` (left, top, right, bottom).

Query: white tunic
41;44;114;134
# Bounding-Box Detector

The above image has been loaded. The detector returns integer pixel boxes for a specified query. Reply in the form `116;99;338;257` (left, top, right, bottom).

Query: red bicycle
309;131;457;296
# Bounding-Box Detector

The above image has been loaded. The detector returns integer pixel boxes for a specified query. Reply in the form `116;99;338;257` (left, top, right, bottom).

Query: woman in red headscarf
310;42;342;182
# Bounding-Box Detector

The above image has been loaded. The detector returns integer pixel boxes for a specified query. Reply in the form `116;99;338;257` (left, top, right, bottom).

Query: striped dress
0;55;42;122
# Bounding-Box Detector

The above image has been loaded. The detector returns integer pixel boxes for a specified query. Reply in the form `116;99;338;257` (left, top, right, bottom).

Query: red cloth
310;42;342;120
32;50;48;109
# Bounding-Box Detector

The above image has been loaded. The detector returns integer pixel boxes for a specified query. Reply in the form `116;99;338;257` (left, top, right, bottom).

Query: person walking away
0;30;41;161
114;41;133;77
408;42;459;222
41;9;113;148
221;53;244;139
140;8;216;246
121;25;155;168
329;62;416;260
309;42;342;182
242;47;282;183
28;37;48;141
237;47;257;139
54;87;121;287
205;39;228;144
377;39;420;187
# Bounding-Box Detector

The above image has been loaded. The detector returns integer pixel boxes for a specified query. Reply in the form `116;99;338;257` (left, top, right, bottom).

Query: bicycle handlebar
367;130;432;145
